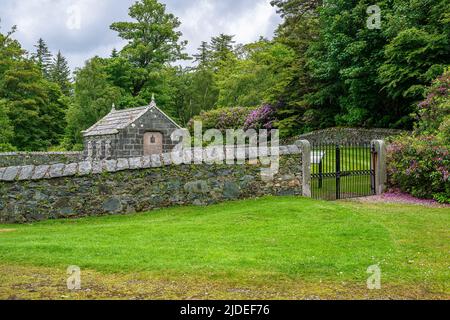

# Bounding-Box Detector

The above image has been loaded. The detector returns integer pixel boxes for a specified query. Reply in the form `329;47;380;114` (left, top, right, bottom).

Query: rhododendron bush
387;135;449;203
244;104;277;130
188;107;253;133
387;69;450;203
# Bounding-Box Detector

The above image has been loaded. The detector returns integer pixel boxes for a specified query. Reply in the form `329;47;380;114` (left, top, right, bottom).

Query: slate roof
82;100;181;137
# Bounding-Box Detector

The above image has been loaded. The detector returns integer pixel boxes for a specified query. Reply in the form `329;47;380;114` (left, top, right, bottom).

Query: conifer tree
50;50;71;95
33;38;53;78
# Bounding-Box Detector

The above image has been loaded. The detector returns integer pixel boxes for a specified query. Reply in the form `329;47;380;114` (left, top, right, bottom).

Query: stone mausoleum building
82;97;182;160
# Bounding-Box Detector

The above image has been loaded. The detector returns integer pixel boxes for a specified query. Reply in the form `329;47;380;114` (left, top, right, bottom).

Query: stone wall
0;152;83;168
285;127;406;145
0;146;302;223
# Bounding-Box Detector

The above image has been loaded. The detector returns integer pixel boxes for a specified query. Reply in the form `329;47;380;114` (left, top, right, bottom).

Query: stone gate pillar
296;140;311;198
372;140;387;195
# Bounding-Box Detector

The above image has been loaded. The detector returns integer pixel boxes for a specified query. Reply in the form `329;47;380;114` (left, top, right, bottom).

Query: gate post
335;144;341;200
371;140;387;195
296;140;311;197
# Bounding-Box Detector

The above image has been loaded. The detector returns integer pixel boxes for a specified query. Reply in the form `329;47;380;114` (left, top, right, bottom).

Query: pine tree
33;38;53;78
193;41;211;67
210;34;235;63
111;48;119;58
50;51;71;95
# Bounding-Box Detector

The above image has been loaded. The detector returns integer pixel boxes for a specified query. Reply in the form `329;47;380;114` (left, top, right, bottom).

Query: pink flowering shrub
387;135;450;203
244;104;277;130
387;69;450;203
414;69;449;135
188;107;253;133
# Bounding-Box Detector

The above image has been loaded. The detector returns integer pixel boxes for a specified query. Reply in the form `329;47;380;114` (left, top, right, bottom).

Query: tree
210;34;235;66
215;40;296;110
63;57;121;149
111;48;119;58
378;0;449;103
0;99;15;151
108;0;189;115
50;50;72;95
110;0;188;69
32;38;53;79
0;24;67;150
170;67;219;125
193;41;211;67
305;0;450;130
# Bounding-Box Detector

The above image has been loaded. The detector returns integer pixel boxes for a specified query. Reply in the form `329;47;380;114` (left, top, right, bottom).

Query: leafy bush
387;135;450;203
244;104;277;130
387;69;450;203
188;107;253;133
438;116;450;145
0;143;16;152
414;68;450;135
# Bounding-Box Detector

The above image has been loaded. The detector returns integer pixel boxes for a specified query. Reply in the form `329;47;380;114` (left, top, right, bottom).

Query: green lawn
0;196;449;299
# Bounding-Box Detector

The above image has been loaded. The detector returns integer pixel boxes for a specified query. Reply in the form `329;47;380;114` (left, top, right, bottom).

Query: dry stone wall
286;127;406;145
0;152;83;168
0;145;303;223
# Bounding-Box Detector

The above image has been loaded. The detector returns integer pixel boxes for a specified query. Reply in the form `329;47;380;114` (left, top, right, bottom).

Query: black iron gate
311;142;376;200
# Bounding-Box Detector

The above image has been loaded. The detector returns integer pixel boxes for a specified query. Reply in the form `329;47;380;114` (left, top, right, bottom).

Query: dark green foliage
0;26;68;151
32;38;52;79
215;40;296;110
63;58;121;150
273;0;449;134
0;99;15;151
49;51;72;95
210;34;236;65
110;0;188;99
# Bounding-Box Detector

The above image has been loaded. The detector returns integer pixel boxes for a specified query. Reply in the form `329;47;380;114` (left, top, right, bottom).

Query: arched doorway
144;132;163;155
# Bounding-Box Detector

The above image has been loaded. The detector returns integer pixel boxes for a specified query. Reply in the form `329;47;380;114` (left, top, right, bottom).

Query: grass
0;196;449;299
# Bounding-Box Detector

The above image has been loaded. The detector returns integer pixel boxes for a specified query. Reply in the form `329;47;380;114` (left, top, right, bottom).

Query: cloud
0;0;281;71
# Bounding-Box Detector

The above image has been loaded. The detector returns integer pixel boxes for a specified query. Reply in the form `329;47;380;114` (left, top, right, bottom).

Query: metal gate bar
311;142;376;200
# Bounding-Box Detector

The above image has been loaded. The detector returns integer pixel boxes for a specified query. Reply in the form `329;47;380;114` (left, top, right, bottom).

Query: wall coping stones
0;144;301;182
129;157;143;170
92;161;103;174
2;166;20;181
32;165;50;180
62;163;78;177
116;158;130;171
161;153;172;166
103;160;117;172
48;163;66;178
78;162;92;176
151;154;162;167
142;156;152;169
18;165;34;181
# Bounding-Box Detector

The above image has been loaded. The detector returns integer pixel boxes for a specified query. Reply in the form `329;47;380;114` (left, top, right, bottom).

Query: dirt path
347;192;450;208
0;265;447;300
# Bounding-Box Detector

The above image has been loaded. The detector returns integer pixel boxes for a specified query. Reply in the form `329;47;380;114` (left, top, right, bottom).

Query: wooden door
144;132;163;155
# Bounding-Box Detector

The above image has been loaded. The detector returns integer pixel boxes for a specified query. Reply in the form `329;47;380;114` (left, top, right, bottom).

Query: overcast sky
0;0;281;71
